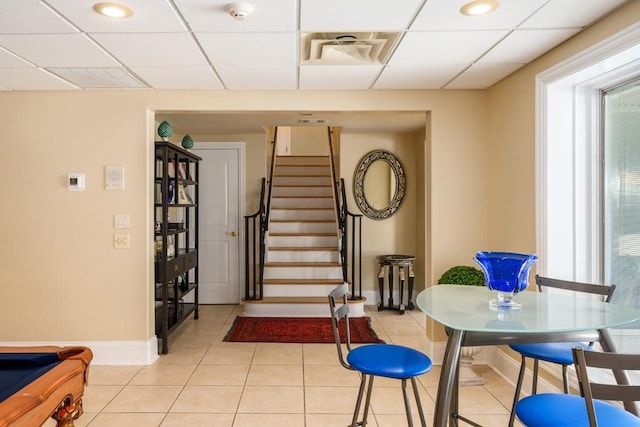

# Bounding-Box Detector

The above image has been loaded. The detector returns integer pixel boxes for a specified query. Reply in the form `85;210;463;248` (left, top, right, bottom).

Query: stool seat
509;342;592;364
348;344;432;379
516;393;640;427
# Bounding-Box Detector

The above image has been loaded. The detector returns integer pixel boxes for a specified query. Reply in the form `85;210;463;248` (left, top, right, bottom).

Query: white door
192;144;243;304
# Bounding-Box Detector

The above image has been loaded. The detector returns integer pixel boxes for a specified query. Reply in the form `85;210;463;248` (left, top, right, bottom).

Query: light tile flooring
60;305;526;427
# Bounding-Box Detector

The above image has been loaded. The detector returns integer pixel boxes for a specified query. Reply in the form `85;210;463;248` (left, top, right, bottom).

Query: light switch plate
114;214;130;229
114;234;130;249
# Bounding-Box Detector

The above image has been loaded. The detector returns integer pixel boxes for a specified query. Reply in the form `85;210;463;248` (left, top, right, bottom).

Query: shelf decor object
157;121;173;141
181;134;194;149
473;251;538;311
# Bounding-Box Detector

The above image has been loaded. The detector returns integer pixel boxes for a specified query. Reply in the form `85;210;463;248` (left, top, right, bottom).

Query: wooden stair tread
269;232;337;236
273;184;332;188
263;279;344;284
242;296;366;304
270;219;334;223
265;262;341;267
269;246;337;251
271;207;333;211
272;195;332;198
274;174;331;177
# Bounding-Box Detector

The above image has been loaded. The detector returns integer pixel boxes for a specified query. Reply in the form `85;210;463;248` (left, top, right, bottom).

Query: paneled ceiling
0;0;631;133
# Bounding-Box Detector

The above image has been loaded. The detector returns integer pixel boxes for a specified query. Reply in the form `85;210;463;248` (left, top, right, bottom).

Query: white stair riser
275;156;330;166
243;302;365;318
275;166;330;175
267;250;339;263
269;221;336;234
268;235;337;247
269;209;335;221
263;284;340;297
273;176;333;186
263;266;343;279
272;186;333;197
271;197;333;208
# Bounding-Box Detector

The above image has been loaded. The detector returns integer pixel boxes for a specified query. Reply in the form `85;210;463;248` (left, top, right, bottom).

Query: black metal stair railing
244;178;266;300
339;178;363;300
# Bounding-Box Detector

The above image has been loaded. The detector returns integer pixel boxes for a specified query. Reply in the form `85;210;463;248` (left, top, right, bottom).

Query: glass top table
416;285;640;427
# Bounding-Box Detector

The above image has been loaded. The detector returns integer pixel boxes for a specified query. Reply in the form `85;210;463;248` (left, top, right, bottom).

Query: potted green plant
437;265;485;286
437;265;486;386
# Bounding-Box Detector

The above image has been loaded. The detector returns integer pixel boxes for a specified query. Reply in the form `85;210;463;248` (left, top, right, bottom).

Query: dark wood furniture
155;141;201;354
376;254;416;314
0;346;92;427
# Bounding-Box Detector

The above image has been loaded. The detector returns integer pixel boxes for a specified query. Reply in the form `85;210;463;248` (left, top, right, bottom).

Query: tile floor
59;305;526;427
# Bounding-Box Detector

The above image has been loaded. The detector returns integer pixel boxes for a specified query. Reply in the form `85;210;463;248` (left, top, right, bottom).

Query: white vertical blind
603;77;640;350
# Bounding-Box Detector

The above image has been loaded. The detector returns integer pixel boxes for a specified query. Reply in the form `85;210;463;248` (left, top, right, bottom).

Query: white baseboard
0;338;160;365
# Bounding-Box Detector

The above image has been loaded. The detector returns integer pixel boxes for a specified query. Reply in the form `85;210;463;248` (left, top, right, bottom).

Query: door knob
230;231;237;237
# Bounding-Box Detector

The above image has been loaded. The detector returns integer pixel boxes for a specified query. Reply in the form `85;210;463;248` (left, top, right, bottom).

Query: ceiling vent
300;32;400;65
47;67;147;89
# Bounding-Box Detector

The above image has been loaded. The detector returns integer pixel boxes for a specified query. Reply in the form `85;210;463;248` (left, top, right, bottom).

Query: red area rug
223;316;384;344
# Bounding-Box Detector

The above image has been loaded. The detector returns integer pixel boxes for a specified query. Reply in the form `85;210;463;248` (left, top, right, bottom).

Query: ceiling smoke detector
225;2;254;20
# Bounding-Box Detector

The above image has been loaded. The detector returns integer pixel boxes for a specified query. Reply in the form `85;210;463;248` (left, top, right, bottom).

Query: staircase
243;155;365;317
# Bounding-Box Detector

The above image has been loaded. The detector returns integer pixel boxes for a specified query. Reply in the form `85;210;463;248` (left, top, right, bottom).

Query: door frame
193;141;245;304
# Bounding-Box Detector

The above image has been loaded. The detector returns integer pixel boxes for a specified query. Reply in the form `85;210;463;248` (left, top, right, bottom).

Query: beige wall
0;89;487;353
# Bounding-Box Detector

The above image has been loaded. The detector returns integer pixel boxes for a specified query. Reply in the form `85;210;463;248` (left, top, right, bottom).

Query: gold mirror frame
353;149;406;220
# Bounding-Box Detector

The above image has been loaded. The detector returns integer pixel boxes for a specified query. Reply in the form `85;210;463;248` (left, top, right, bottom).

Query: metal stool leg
401;379;414;427
508;355;528;427
411;377;427;427
351;374;368;427
377;265;385;311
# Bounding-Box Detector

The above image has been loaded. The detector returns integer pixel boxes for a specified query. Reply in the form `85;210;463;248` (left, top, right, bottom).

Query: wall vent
298;118;328;124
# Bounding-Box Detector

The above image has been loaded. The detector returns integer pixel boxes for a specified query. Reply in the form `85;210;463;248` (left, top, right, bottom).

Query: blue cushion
510;342;592;364
346;344;432;379
516;393;640;427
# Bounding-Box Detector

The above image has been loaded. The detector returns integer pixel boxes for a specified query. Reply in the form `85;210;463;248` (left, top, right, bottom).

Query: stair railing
265;126;279;227
326;127;363;300
244;178;267;300
339;178;363;300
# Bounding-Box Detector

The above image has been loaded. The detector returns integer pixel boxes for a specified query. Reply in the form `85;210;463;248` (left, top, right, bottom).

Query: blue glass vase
473;251;538;311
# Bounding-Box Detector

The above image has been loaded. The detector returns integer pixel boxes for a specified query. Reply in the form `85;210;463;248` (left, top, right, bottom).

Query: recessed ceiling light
460;0;499;16
93;2;133;18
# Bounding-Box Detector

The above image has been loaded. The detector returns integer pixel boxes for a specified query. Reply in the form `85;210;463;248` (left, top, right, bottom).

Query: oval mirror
353;150;406;219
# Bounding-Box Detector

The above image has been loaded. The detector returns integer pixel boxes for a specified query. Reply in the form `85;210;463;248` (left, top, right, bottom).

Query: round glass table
416;285;640;427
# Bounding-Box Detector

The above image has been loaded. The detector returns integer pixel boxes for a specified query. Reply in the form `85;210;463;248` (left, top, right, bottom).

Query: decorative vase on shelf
181;134;194;149
158;121;173;141
473;251;538;311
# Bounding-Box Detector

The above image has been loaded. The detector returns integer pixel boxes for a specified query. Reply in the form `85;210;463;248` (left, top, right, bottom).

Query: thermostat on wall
67;173;85;191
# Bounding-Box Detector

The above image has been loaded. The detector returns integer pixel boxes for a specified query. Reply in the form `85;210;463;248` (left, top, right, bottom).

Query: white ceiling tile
92;33;208;67
300;65;383;89
216;66;296;89
411;0;549;31
481;29;580;63
0;47;32;67
45;0;186;32
520;0;630;29
0;1;76;34
0;67;77;90
0;34;119;67
131;66;223;89
197;33;296;66
175;0;297;32
300;0;424;31
445;62;525;88
374;64;467;89
389;31;508;66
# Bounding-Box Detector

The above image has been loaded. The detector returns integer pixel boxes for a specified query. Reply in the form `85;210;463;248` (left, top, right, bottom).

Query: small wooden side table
376;254;416;314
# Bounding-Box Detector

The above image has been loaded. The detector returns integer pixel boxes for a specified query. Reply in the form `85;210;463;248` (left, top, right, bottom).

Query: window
603;78;640;352
537;24;640;353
